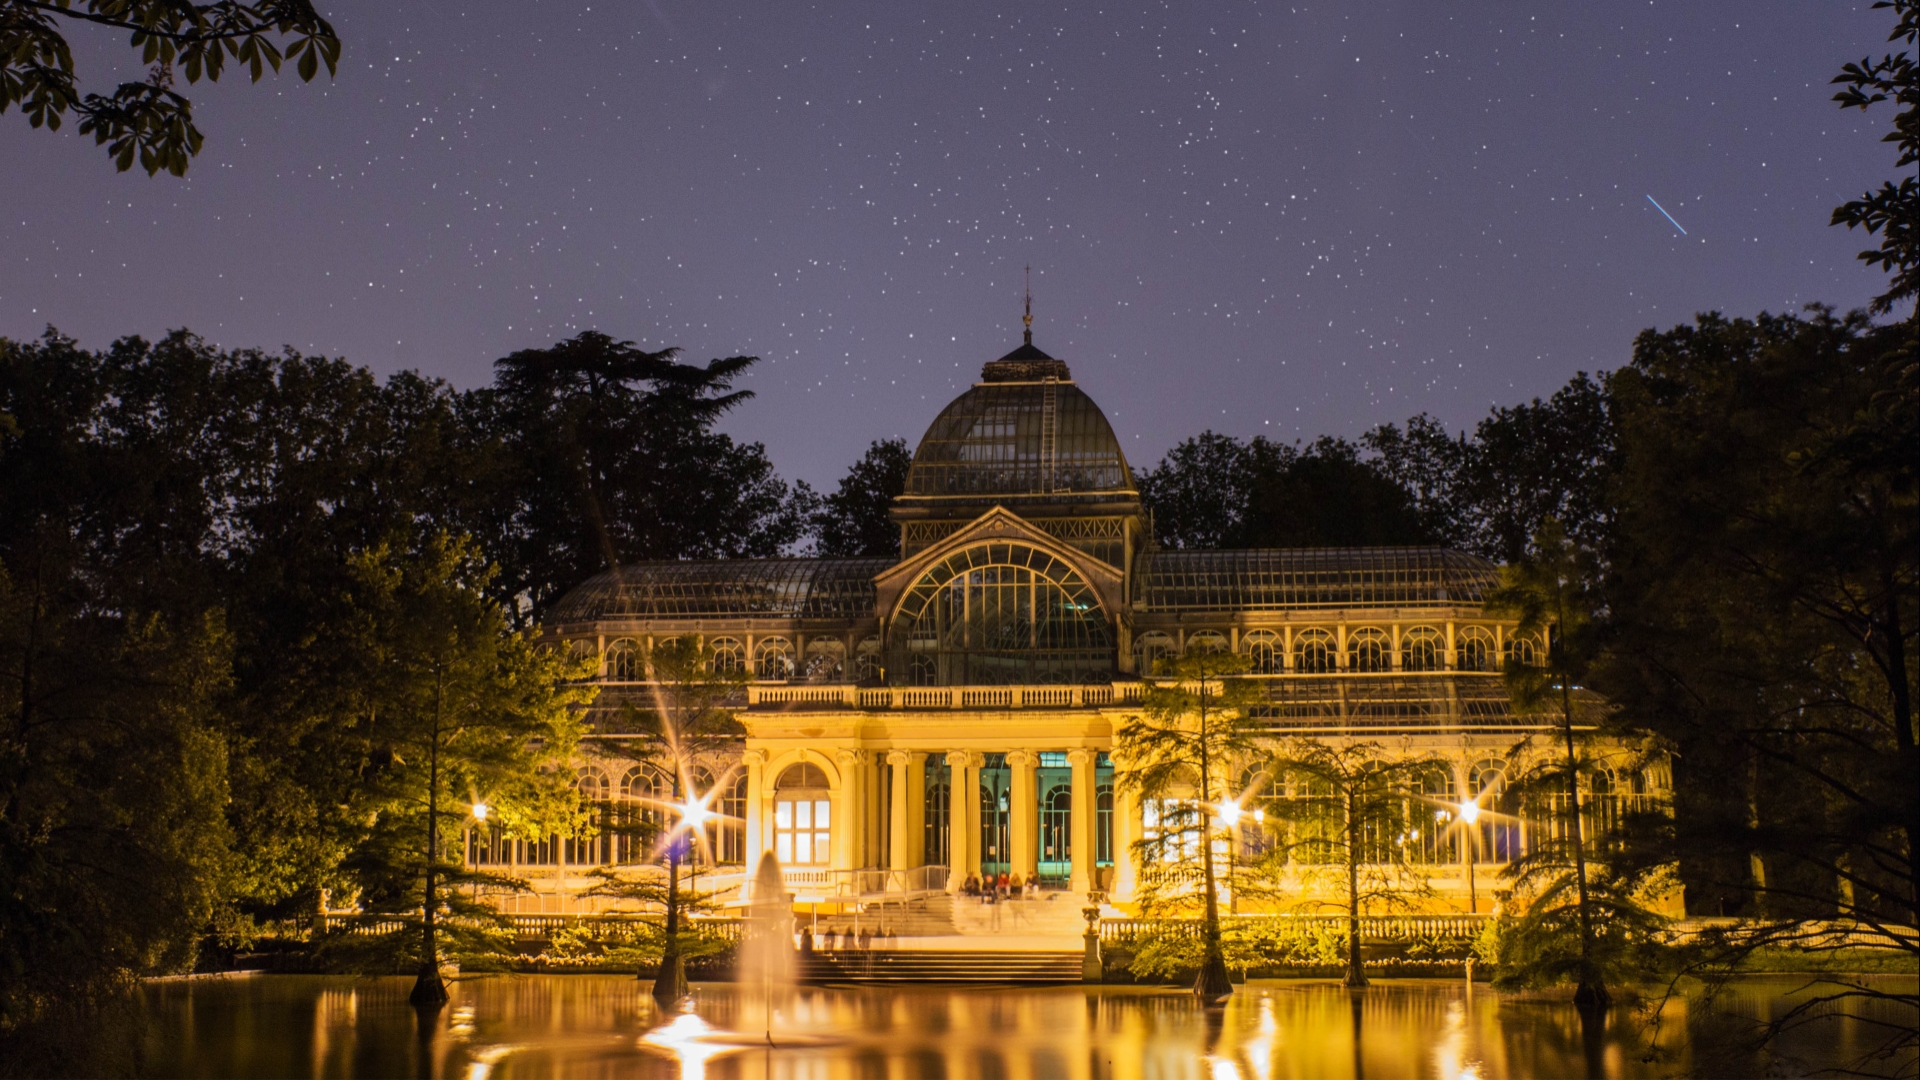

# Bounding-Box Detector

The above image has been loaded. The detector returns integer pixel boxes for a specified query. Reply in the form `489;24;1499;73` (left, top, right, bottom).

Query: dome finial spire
1022;265;1033;345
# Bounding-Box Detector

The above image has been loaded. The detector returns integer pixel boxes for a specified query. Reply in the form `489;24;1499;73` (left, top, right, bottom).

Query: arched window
1242;629;1282;675
1236;763;1272;856
1457;626;1497;672
1348;627;1390;672
1134;631;1176;676
1294;628;1335;674
802;638;845;682
1506;633;1545;668
708;636;745;676
754;637;795;681
923;755;951;866
894;543;1113;685
1467;759;1523;863
1401;626;1443;672
1095;783;1114;866
605;639;642;681
718;769;748;865
617;766;671;864
773;761;831;866
565;767;613;866
1186;630;1228;655
1407;765;1457;864
854;636;883;683
1040;784;1073;875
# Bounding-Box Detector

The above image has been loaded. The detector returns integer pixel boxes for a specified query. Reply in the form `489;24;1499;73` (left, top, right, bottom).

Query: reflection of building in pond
481;333;1664;916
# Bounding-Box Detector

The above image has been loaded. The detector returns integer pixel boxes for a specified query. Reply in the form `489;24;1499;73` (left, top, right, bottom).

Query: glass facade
894;542;1114;685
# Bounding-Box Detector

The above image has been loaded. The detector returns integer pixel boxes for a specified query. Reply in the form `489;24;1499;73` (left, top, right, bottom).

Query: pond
125;974;1912;1079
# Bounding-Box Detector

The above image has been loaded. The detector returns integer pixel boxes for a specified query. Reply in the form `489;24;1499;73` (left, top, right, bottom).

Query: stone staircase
814;892;1093;940
799;949;1084;985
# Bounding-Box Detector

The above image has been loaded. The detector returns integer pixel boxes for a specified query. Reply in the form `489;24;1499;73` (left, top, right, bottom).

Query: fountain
737;852;796;1039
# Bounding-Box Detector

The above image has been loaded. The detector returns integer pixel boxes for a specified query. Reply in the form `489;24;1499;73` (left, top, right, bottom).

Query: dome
903;343;1134;498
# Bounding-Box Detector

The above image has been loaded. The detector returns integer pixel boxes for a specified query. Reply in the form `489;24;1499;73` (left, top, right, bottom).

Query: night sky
0;2;1901;486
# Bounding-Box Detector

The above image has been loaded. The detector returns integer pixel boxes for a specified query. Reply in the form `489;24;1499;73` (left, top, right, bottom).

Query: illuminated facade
521;336;1658;916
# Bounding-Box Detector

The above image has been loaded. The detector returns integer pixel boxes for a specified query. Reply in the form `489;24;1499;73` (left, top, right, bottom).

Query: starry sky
0;2;1902;486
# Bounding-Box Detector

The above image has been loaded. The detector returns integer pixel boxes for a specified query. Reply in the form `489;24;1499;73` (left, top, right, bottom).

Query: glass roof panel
547;558;892;622
1137;547;1499;611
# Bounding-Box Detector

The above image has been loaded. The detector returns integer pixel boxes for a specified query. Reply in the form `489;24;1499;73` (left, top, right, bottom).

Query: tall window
1401;626;1443;672
855;636;883;683
1407;765;1457;864
618;766;669;864
718;770;748;865
1095;783;1114;865
1468;759;1523;863
1141;798;1200;863
773;762;831;866
1243;629;1282;675
1294;628;1335;673
895;543;1114;686
1040;784;1073;869
1348;627;1390;672
566;768;613;865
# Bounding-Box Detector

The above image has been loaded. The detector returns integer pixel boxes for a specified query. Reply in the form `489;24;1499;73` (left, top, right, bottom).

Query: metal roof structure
1136;547;1500;612
546;558;891;623
903;350;1133;498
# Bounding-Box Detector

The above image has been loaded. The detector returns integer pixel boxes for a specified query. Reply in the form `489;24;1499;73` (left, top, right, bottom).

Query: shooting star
1646;195;1688;235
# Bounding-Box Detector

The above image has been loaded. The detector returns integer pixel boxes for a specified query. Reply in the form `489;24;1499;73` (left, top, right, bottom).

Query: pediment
871;506;1127;627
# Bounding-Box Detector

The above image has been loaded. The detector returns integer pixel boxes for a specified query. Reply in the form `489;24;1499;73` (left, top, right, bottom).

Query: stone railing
318;912;744;943
1098;913;1490;947
746;682;1144;711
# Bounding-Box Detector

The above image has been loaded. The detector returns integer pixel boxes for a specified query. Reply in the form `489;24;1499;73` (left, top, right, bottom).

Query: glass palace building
527;336;1655;915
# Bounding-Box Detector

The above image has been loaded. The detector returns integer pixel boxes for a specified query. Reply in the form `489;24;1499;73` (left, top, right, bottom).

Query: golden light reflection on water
136;974;1915;1080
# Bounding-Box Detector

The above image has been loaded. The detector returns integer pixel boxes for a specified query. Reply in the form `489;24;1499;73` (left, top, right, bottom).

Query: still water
135;974;1911;1079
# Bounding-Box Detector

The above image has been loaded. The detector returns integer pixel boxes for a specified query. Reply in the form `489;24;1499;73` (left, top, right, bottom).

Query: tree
1136;433;1432;550
809;438;910;557
1256;739;1445;987
1485;518;1610;1008
1113;648;1264;1003
472;331;811;622
1830;0;1918;316
1;0;339;176
1598;308;1916;1047
587;633;745;1004
0;562;234;1028
318;535;591;1004
1365;373;1615;564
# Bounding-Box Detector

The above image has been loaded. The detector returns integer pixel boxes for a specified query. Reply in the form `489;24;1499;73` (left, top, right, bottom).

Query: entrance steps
799;949;1083;985
822;892;1094;939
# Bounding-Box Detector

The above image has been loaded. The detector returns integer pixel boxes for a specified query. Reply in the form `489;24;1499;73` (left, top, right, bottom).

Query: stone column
742;750;767;868
833;749;863;871
945;751;975;889
1067;749;1095;892
906;752;927;867
1111;784;1141;902
887;750;913;871
1007;750;1037;880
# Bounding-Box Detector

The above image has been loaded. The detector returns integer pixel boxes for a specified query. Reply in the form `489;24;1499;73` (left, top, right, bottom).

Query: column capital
1066;748;1094;766
1006;750;1036;768
886;749;914;767
833;748;868;768
742;749;769;766
945;750;978;769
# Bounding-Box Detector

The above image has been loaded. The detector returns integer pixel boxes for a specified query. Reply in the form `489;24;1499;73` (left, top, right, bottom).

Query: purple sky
1;2;1901;486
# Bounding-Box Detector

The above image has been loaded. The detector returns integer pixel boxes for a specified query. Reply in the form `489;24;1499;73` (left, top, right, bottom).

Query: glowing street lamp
1457;799;1481;915
471;801;490;822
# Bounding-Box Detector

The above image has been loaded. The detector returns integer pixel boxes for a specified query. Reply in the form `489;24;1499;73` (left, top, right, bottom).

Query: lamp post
1457;799;1481;915
654;788;716;1005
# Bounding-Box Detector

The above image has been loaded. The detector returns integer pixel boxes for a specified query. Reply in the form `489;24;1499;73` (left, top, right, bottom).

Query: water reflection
134;974;1915;1079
